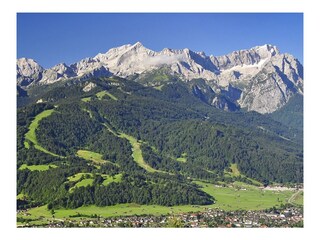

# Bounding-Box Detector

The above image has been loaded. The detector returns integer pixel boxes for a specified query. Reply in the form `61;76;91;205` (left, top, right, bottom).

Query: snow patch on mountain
16;42;303;114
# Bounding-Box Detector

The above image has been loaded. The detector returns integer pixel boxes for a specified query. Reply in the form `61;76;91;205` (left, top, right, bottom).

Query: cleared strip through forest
24;109;62;158
102;123;166;173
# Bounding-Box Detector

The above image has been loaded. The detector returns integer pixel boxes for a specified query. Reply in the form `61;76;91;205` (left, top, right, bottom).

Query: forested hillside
17;76;303;210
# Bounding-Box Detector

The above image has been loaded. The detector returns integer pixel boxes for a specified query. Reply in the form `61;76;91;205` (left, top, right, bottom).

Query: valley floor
17;181;303;228
17;205;303;228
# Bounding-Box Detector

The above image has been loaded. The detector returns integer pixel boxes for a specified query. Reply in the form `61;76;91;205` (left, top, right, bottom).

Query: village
18;205;303;228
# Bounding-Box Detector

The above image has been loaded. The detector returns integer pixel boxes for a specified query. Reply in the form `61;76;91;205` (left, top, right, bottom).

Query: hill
17;76;303;211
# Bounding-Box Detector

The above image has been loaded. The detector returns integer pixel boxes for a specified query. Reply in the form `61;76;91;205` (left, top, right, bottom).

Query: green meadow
96;91;118;101
67;173;93;182
119;132;165;173
81;97;91;102
18;179;299;227
102;173;122;186
104;124;163;173
19;164;57;171
224;164;262;186
194;181;293;211
24;109;61;157
67;173;122;192
76;150;106;164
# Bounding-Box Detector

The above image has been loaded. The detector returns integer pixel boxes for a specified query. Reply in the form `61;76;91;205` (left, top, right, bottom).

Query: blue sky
17;13;303;68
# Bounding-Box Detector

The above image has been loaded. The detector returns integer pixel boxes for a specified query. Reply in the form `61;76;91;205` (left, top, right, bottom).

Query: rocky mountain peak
16;43;303;114
51;63;73;74
253;44;280;58
132;41;143;48
17;58;44;86
17;58;44;76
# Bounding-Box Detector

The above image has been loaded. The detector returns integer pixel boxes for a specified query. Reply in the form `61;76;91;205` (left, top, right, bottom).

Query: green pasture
81;97;91;102
67;172;122;192
67;173;93;182
76;150;106;164
289;190;303;206
24;109;61;157
194;181;293;211
230;163;240;176
96;91;118;101
19;179;298;227
102;173;122;186
19;164;57;171
224;164;262;186
76;149;118;166
119;132;164;173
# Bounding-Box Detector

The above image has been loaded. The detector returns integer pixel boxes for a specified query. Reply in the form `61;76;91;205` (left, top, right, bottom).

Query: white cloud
146;53;186;66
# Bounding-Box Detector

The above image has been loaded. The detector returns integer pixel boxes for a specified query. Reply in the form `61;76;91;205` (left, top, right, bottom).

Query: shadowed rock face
16;43;303;114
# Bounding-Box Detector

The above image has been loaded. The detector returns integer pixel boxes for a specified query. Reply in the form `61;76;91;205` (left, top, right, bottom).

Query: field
67;173;122;192
24;109;61;157
289;190;303;206
229;163;240;176
17;179;301;227
102;173;122;186
68;173;93;182
224;164;262;186
194;181;294;211
73;178;94;189
81;97;91;102
119;132;164;173
19;164;57;171
76;149;119;167
76;150;107;164
18;203;212;222
102;123;168;174
96;90;118;101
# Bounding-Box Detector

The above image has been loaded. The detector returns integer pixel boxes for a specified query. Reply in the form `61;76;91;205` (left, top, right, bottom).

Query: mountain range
17;42;304;215
17;42;303;114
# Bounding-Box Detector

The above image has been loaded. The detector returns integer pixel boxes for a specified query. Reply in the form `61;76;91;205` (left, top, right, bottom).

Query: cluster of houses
18;206;303;228
156;207;303;228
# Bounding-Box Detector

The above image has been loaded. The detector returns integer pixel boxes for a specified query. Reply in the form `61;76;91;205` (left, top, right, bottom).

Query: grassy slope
67;173;122;192
119;132;165;173
19;164;57;171
230;163;240;176
96;91;118;101
68;173;93;182
24;109;61;157
103;124;164;173
225;164;262;186
76;150;106;164
102;174;122;186
74;179;94;188
76;149;118;166
81;97;91;102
